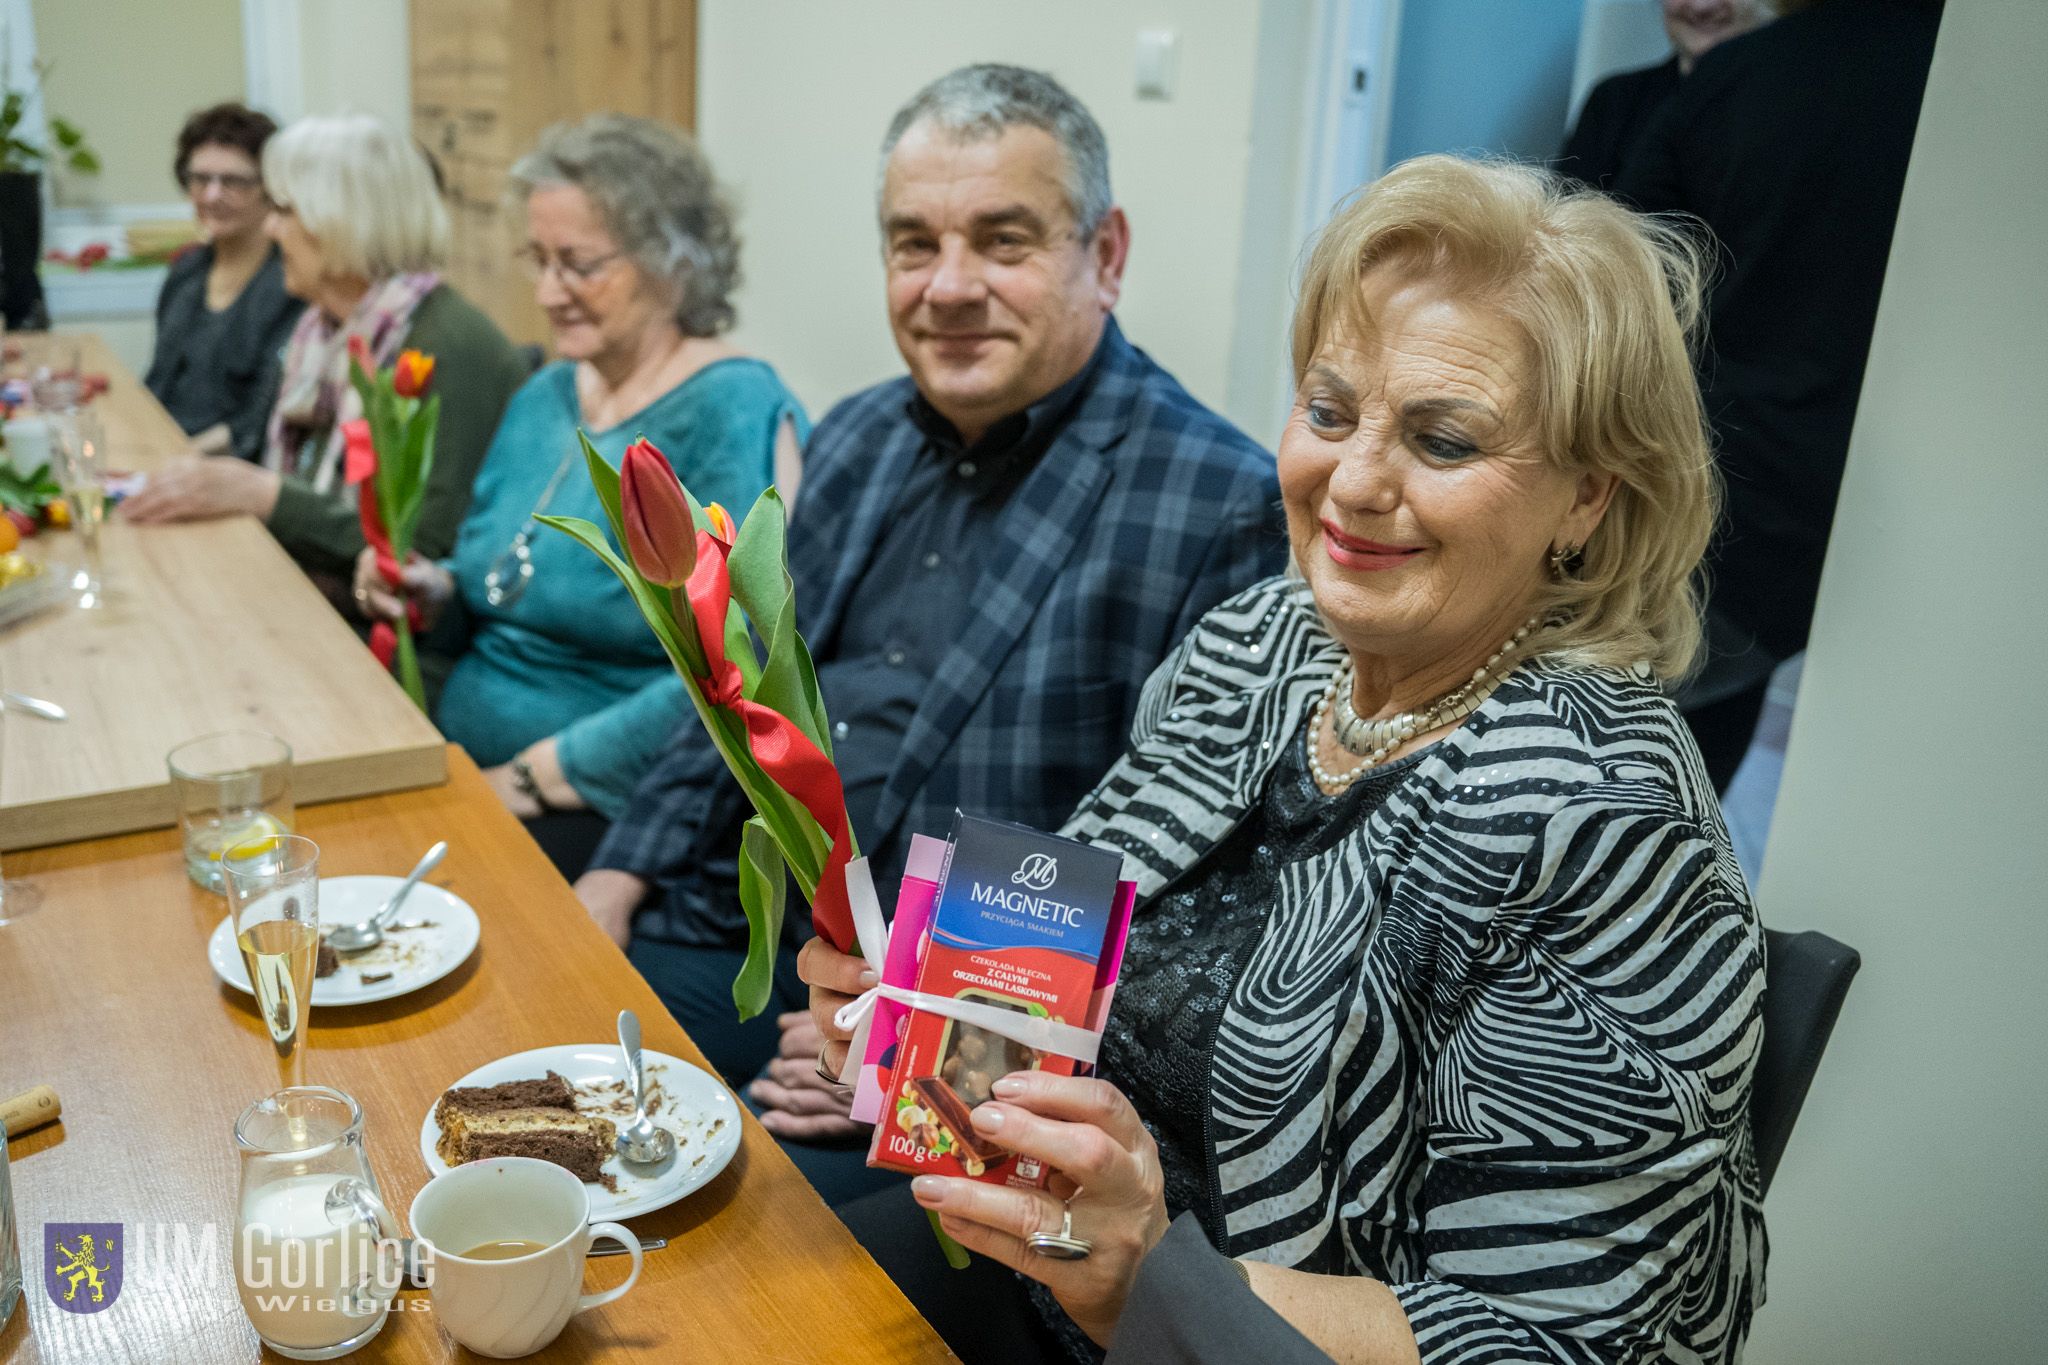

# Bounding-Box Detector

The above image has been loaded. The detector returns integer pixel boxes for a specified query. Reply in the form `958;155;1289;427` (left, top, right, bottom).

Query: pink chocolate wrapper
848;835;949;1123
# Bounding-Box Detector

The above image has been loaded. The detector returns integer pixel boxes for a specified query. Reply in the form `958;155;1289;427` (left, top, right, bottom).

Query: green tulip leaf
731;816;788;1021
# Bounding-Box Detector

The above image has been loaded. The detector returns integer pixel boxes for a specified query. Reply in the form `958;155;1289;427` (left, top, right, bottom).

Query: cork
2;1084;61;1138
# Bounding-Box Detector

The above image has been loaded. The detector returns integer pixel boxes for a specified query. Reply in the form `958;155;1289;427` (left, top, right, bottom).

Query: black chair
1752;928;1861;1196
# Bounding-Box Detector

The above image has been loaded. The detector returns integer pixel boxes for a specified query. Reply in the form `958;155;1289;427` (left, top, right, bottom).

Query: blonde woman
804;156;1766;1365
125;114;528;605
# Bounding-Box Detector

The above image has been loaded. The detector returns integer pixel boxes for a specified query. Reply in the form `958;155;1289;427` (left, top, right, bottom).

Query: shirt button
922;552;941;570
956;460;978;478
886;648;906;667
833;721;849;740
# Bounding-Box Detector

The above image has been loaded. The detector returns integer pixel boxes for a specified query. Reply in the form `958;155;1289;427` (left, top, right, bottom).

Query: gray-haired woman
353;114;807;879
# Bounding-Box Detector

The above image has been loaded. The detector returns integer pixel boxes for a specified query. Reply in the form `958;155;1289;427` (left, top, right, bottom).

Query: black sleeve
1107;1214;1332;1365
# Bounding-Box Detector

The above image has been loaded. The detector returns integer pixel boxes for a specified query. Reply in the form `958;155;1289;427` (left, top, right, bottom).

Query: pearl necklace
1309;614;1542;792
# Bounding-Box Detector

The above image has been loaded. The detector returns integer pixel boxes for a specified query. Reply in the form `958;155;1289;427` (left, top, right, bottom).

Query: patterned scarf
262;271;441;493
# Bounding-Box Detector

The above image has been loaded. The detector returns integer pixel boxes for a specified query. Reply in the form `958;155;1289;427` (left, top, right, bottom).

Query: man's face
1663;0;1769;67
880;122;1127;443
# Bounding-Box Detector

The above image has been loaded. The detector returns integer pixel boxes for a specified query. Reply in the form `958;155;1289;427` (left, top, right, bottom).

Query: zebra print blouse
1062;576;1767;1365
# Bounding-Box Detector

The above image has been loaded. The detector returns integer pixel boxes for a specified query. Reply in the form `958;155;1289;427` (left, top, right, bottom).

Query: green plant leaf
578;430;627;551
731;816;789;1021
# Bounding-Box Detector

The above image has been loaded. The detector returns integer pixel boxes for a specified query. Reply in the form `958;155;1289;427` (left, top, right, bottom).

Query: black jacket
1616;0;1942;657
144;243;302;462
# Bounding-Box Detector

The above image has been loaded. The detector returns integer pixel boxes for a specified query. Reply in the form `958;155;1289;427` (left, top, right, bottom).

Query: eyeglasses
514;246;626;286
181;171;263;196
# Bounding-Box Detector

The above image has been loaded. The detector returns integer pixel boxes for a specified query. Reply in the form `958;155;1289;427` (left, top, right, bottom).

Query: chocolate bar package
868;813;1124;1185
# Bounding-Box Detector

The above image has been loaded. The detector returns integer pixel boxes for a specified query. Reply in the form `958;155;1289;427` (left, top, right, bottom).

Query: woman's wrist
514;739;582;811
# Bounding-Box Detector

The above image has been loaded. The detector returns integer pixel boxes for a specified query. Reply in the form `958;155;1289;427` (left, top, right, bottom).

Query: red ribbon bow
343;418;419;668
681;527;856;951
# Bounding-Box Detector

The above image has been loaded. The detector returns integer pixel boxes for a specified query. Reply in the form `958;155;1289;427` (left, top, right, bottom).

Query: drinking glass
28;343;82;413
167;730;295;891
224;835;321;1089
234;1087;400;1360
51;408;106;606
1;1134;20;1329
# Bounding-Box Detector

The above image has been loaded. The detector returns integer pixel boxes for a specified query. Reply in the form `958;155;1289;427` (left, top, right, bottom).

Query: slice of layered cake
434;1071;616;1183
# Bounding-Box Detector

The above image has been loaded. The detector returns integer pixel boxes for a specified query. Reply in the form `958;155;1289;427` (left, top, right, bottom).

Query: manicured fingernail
990;1075;1025;1098
970;1105;1004;1132
858;968;879;988
911;1176;946;1205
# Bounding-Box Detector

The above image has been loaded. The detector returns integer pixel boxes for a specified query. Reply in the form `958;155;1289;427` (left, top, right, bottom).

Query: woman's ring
352;586;368;605
815;1045;843;1087
1025;1200;1093;1261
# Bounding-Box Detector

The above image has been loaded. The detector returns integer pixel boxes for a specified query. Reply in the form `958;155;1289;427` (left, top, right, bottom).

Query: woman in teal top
355;115;805;876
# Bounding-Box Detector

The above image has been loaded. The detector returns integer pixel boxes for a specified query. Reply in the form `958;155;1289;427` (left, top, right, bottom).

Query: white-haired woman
803;155;1766;1365
351;115;804;878
125;114;528;605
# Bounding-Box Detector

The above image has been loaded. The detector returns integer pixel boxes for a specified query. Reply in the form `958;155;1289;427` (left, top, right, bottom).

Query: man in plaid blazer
575;66;1284;1120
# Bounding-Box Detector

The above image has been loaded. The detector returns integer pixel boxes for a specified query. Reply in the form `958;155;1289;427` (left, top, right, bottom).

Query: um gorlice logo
44;1223;122;1313
1011;853;1059;892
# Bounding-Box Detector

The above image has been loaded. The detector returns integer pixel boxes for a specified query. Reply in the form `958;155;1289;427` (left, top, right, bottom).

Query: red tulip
620;439;696;587
393;349;435;398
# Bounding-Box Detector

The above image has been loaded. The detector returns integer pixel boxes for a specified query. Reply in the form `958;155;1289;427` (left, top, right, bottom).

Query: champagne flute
225;835;321;1089
51;409;107;607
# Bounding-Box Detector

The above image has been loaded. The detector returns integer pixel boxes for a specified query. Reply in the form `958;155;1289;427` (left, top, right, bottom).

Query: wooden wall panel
411;0;699;349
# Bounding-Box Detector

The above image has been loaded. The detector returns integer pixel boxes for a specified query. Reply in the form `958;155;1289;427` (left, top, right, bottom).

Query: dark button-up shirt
818;340;1106;843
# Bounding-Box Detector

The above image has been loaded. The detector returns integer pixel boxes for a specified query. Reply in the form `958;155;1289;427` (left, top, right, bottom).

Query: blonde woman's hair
263;114;449;281
1292;154;1719;680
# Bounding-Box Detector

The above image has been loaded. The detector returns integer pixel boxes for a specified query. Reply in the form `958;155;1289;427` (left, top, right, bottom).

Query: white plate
208;875;482;1007
419;1044;741;1221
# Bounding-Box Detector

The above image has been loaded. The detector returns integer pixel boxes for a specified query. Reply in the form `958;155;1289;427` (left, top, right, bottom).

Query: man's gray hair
510;114;739;337
880;64;1113;235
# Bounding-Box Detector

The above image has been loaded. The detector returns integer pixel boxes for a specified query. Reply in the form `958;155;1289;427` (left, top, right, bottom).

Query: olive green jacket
266;284;529;580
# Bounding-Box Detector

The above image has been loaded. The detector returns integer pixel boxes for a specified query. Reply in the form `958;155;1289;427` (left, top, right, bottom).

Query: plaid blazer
596;318;1286;946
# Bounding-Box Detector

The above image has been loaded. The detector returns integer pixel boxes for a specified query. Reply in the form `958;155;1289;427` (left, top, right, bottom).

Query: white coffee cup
410;1158;643;1358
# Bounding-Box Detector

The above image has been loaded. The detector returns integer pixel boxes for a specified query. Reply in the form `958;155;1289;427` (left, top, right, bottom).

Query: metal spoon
614;1009;676;1165
326;841;447;953
0;691;66;721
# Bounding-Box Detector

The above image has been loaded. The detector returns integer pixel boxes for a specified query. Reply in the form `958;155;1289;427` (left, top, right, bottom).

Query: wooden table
0;749;952;1363
0;333;446;852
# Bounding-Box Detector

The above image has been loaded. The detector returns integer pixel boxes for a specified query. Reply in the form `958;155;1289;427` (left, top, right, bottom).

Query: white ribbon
833;981;1103;1067
831;857;1103;1087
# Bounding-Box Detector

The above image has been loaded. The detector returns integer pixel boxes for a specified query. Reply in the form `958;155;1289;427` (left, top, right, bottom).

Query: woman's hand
120;457;280;523
795;935;876;1078
911;1072;1170;1347
351;546;454;630
749;1012;865;1141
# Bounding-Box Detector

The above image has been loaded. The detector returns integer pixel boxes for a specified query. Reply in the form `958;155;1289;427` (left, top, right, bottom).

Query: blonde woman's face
523;183;672;364
1279;268;1614;669
264;203;325;301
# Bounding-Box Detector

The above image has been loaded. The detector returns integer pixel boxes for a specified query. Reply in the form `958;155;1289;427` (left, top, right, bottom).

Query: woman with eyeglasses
142;104;304;462
351;115;804;878
124;114;528;611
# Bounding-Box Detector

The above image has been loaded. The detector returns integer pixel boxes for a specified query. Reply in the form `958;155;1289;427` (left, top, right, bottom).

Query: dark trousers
625;937;807;1089
523;809;613;882
1681;677;1772;794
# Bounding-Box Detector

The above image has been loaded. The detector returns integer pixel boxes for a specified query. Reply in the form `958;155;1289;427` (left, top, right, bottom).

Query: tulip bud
393;349;435;398
620;438;696;587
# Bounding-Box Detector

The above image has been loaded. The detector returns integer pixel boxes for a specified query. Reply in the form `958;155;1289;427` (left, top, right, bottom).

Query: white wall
1749;5;2048;1361
695;0;1303;443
